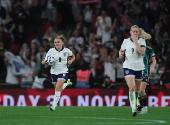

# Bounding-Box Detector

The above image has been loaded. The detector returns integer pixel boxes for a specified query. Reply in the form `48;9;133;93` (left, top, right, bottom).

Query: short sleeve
120;39;126;51
149;48;155;57
67;48;73;56
139;38;146;48
44;49;53;60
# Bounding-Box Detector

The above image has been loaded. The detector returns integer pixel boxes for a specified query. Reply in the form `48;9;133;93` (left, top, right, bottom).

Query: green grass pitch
0;106;169;125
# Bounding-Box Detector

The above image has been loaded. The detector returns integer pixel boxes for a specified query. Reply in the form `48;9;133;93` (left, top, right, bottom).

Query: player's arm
68;54;75;65
41;59;47;65
150;56;156;73
119;39;125;60
135;42;145;55
119;50;124;59
41;49;51;65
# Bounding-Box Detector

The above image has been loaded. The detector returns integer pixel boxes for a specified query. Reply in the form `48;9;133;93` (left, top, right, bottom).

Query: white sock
62;83;68;89
129;92;136;112
52;91;61;107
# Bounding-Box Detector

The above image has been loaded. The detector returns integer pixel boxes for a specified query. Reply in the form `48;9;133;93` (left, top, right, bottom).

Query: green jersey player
138;45;156;114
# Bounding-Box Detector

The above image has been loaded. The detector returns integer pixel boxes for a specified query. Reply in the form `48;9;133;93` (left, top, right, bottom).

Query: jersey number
59;57;61;62
131;48;134;54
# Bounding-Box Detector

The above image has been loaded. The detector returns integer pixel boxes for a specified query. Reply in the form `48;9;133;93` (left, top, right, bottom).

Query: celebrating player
41;35;75;111
139;45;156;114
119;25;151;116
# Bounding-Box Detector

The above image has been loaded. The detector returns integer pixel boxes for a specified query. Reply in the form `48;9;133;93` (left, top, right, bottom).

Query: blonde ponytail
56;34;65;42
139;28;152;40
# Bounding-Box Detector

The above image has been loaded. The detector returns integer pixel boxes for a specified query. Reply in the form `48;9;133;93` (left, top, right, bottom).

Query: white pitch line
0;116;167;124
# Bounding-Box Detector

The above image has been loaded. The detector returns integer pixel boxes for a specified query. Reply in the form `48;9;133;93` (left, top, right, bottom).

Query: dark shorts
123;68;143;81
51;73;68;84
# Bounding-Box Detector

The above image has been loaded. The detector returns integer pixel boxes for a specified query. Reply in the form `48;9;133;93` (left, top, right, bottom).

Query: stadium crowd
0;0;170;89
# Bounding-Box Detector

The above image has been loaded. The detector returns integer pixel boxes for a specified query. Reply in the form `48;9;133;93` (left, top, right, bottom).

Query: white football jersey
120;38;146;70
45;47;73;75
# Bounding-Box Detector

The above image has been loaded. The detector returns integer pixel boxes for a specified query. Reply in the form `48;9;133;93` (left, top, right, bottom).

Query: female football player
139;45;156;114
42;35;75;111
119;25;151;116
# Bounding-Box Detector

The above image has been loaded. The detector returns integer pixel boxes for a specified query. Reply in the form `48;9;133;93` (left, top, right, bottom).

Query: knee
129;87;135;92
140;90;145;96
55;87;63;92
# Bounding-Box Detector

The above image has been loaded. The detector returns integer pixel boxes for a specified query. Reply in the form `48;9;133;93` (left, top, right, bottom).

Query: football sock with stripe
141;95;147;107
129;92;136;112
52;91;61;107
62;83;68;89
138;96;143;108
136;91;141;106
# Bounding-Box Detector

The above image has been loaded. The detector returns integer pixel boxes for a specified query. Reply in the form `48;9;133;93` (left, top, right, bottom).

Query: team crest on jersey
125;70;129;74
63;53;66;56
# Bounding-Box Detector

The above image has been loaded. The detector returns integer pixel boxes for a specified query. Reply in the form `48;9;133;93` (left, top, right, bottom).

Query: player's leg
135;80;141;111
124;68;137;116
134;70;143;111
62;79;72;89
50;74;67;111
125;76;137;116
140;81;148;114
50;79;65;111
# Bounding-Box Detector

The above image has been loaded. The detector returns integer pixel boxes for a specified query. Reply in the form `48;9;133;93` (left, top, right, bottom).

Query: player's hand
68;60;73;65
119;50;124;59
131;34;138;43
150;67;155;73
41;59;47;65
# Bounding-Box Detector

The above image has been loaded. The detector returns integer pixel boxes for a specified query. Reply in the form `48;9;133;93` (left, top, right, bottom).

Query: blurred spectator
21;47;31;64
101;18;117;44
91;7;100;33
115;58;124;83
81;26;89;44
4;50;20;88
32;67;52;89
95;9;112;39
2;14;15;34
105;1;117;22
83;5;93;29
68;52;84;88
31;33;40;47
1;0;11;14
43;26;57;46
75;62;94;88
69;39;81;53
35;45;47;74
28;54;36;78
91;46;100;64
145;1;159;26
103;54;117;84
30;43;38;55
19;43;29;57
0;24;13;50
42;39;51;52
0;3;7;20
14;24;27;47
81;42;91;63
68;29;84;46
45;0;57;22
0;41;6;82
11;5;28;27
28;0;42;35
90;57;104;88
139;16;152;33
